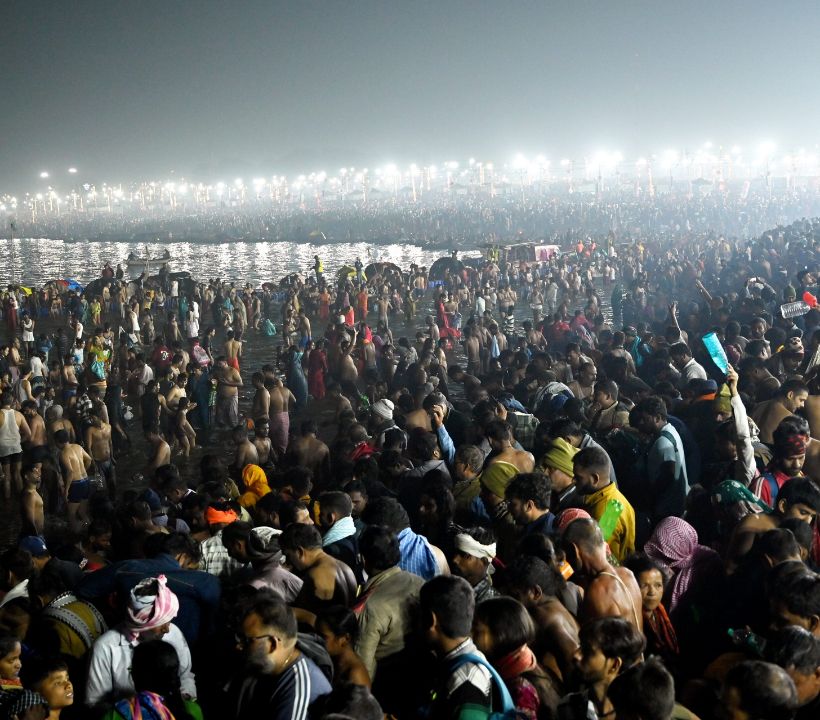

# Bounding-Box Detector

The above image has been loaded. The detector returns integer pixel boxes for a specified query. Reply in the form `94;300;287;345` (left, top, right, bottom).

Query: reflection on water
0;239;451;286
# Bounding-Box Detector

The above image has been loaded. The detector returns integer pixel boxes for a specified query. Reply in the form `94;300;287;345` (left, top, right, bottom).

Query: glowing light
39;171;49;179
234;178;244;188
661;150;679;168
512;153;527;170
68;167;77;174
636;157;647;167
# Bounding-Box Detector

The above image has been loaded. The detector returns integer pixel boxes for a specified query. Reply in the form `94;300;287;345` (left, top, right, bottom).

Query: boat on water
125;249;172;274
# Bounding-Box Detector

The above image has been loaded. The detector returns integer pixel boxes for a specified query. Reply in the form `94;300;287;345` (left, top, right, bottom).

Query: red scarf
495;644;538;680
645;603;679;656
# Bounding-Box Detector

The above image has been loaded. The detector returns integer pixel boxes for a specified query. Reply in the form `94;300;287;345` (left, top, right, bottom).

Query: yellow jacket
583;482;636;562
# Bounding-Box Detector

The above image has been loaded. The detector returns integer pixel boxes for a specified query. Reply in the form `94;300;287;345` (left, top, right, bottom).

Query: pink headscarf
643;517;721;612
124;575;180;642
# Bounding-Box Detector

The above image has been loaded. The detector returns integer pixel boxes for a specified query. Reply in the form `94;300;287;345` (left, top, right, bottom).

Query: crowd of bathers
0;217;819;719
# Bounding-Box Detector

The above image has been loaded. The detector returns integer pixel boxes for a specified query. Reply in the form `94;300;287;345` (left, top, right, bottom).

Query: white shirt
74;321;84;340
170;281;179;298
86;624;196;706
29;356;46;379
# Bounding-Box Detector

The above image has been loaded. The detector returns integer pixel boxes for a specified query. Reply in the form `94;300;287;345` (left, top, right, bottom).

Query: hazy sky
1;0;818;190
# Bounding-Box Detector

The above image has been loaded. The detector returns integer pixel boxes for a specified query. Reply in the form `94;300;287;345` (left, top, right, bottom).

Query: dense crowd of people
0;214;819;719
12;184;820;248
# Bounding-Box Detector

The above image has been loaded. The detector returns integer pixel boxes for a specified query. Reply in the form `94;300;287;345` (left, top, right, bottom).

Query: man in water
214;357;243;429
55;428;92;533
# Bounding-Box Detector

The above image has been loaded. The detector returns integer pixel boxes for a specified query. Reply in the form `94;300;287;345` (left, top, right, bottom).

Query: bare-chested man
251;372;270;420
85;415;116;499
337;328;358;391
561;519;643;632
280;523;357;617
252;417;275;468
464;325;481;378
232;424;259;473
268;377;295;455
21;400;47;456
287;420;330;485
484;419;535;472
20;462;44;537
47;405;75;446
507;555;580;685
145;424;171;479
55;428;92;533
214;357;243;428
165;373;188;413
224;330;242;371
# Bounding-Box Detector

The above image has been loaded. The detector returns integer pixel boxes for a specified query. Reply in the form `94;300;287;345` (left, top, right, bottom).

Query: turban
125;575;179;642
454;533;496;561
542;437;579;477
205;505;238;526
371;399;395;421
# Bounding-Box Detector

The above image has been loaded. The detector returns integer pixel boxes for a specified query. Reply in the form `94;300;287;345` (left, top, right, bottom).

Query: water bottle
599;499;624;542
781;301;812;319
728;627;766;657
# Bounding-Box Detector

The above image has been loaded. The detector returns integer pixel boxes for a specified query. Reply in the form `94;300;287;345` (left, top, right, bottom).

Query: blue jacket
77;554;221;645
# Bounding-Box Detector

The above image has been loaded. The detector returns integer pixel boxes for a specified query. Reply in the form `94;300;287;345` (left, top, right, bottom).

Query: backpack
447;652;526;719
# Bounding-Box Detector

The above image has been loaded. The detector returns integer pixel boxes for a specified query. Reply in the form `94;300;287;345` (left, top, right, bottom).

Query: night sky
1;1;818;190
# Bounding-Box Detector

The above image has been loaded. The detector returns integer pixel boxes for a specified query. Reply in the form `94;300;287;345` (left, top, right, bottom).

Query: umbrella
336;265;359;282
364;262;401;280
63;279;84;292
428;257;464;281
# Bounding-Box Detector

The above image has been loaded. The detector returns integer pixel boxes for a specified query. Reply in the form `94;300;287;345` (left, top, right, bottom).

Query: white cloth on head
371;399;395;421
454;533;497;560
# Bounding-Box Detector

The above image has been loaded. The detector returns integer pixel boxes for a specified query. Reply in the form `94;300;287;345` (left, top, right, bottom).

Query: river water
1;239;451;287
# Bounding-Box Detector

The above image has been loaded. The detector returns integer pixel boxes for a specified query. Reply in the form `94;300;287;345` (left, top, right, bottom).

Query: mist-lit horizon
2;0;819;192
